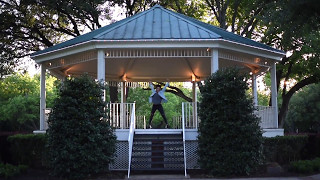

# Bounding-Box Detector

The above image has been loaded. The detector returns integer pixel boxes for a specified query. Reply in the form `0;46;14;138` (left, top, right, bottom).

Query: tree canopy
285;83;320;133
0;0;111;77
0;73;58;131
261;0;320;126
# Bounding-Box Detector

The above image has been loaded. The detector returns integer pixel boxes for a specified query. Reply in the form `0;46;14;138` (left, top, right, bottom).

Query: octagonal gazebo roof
31;5;285;82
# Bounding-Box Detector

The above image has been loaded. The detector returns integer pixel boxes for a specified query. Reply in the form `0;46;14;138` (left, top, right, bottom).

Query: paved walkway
115;174;320;180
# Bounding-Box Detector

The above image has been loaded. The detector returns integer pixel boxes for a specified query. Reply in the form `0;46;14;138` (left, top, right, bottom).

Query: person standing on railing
148;82;169;129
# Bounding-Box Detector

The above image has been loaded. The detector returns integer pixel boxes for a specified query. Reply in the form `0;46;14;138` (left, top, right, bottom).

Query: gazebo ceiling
47;48;271;82
32;5;285;82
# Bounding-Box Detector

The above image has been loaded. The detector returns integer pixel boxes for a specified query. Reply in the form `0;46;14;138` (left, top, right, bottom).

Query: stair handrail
127;103;135;178
182;102;187;177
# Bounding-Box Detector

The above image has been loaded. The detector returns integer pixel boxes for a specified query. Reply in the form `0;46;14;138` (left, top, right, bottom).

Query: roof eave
32;39;285;63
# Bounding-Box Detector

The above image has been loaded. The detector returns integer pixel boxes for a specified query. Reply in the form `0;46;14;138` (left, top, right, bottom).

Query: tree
261;0;320;127
0;0;110;77
285;83;320;133
0;95;39;131
198;68;263;176
204;0;276;38
0;73;58;131
46;74;116;179
111;0;208;20
203;0;320;127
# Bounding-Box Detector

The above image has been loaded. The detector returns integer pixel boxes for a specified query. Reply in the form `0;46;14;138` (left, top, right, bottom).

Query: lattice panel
109;141;129;170
185;141;200;169
111;140;200;170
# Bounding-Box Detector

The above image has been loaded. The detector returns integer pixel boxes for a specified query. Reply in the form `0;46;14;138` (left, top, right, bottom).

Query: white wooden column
120;82;126;128
97;50;106;101
270;62;279;128
192;81;198;129
39;64;46;131
252;73;258;106
211;49;219;73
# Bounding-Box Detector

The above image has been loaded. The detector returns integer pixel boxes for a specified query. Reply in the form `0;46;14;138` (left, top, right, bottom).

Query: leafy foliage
0;73;58;131
261;0;320;126
111;0;208;20
0;163;28;179
0;0;110;76
263;136;308;165
285;83;320;133
46;74;116;179
198;68;263;176
289;158;320;174
0;95;39;131
7;134;46;168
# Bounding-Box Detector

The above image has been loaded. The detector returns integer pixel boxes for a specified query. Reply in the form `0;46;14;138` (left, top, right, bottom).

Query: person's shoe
149;124;152;129
165;124;169;129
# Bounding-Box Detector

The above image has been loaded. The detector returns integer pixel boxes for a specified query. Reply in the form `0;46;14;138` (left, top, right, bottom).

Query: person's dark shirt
152;92;162;104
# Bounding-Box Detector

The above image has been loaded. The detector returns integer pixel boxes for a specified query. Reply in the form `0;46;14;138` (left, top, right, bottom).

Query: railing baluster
254;105;276;129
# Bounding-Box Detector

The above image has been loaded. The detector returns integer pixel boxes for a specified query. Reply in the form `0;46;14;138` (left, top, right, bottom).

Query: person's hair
155;85;161;89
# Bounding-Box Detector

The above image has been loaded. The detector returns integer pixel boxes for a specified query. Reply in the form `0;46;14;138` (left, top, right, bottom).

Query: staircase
130;130;185;174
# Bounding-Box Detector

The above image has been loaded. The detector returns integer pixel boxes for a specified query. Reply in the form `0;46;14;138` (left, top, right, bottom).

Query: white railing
135;116;147;129
255;106;277;128
181;103;187;177
172;116;182;129
44;108;52;130
106;103;134;129
182;102;199;129
127;103;135;178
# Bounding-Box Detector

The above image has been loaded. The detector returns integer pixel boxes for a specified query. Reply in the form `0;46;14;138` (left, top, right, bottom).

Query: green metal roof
32;5;284;56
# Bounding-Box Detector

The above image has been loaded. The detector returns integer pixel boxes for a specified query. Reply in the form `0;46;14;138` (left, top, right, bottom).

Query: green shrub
7;134;46;168
302;135;320;159
46;74;117;180
289;158;320;174
0;163;28;179
198;68;263;176
263;135;308;164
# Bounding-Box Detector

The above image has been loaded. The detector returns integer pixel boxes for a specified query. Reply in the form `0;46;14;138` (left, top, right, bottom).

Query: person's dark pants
149;104;168;125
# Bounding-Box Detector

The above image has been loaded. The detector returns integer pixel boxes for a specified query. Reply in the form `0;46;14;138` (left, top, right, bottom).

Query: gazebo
31;5;285;173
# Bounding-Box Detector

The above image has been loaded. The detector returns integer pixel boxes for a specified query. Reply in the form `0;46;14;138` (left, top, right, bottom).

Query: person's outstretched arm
162;82;169;92
149;82;155;92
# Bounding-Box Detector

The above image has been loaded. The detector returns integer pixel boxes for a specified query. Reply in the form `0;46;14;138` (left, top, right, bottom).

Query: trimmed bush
7;134;46;168
0;163;28;179
302;134;320;159
263;135;308;164
198;68;263;176
289;158;320;174
46;74;116;180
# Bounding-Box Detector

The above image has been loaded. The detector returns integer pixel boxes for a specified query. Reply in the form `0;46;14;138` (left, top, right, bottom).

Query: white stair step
134;129;182;135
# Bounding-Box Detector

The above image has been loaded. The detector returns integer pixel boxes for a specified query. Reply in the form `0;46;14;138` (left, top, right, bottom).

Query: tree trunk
277;76;318;128
109;86;118;103
278;93;290;128
109;86;129;103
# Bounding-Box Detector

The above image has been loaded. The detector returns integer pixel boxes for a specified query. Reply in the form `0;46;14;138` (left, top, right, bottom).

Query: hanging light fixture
122;73;127;82
191;74;196;82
